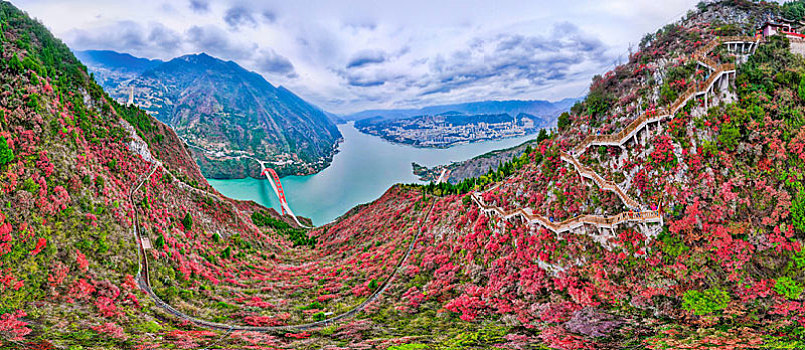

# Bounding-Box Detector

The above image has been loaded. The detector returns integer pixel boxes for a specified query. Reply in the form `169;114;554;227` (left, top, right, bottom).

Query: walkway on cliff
475;35;759;235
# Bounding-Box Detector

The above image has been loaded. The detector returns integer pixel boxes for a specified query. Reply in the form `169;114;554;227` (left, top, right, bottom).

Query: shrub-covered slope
2;0;805;349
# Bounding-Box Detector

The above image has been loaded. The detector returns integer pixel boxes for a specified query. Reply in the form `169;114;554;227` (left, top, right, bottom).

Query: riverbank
207;122;537;225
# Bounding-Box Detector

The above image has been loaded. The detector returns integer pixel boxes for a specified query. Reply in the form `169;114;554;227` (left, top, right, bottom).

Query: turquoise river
207;122;538;225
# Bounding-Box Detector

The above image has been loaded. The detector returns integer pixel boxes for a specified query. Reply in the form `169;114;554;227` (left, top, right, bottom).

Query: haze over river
208;122;537;225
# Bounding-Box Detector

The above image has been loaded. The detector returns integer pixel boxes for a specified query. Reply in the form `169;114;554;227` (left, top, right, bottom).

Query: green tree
660;81;677;104
7;52;23;73
181;213;193;231
220;246;232;259
792;249;805;270
775;277;804;300
536;128;550;144
250;211;290;229
0;136;13;166
717;122;741;151
659;229;689;260
793;184;805;234
585;88;611;117
784;1;805;20
682;288;730;315
557;112;571;131
799;76;805;102
155;233;165;250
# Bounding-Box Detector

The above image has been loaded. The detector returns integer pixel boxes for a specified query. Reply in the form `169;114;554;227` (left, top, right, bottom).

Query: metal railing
560;152;640;209
472;193;660;234
572;35;749;154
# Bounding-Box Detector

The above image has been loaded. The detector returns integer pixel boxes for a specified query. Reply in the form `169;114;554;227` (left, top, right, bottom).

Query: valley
207;122;538;225
2;0;805;349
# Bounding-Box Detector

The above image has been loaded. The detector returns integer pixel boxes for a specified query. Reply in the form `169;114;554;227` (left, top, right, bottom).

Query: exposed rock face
564;308;624;337
120;119;158;164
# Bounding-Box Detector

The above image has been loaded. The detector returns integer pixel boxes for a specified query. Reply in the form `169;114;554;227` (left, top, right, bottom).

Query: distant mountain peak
77;48;342;179
345;98;581;123
177;52;216;61
74;49;163;73
170;52;228;67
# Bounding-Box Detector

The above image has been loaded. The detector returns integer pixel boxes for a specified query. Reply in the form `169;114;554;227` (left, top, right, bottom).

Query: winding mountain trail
125;33;759;338
128;163;436;333
571;35;757;155
560;152;641;209
476;35;759;235
473;192;662;234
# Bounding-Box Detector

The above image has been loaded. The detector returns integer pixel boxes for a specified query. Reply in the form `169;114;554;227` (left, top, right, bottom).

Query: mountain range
76;50;342;179
74;49;162;75
344;98;580;122
79;48;577;176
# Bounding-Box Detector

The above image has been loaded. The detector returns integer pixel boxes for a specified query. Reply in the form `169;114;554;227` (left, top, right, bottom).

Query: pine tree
0;136;14;166
557;112;571;131
793;184;805;234
181;213;193;231
155;234;165;250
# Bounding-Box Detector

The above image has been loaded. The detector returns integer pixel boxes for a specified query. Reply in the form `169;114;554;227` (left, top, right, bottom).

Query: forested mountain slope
80;50;342;179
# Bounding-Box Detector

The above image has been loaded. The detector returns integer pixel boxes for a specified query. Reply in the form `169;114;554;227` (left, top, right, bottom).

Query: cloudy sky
12;0;697;114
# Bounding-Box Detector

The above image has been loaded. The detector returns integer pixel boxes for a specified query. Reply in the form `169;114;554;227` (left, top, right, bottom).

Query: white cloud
10;0;698;114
